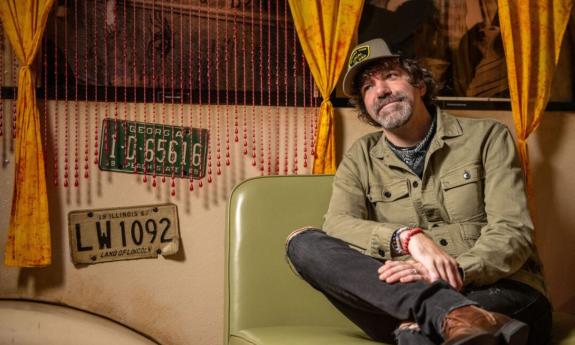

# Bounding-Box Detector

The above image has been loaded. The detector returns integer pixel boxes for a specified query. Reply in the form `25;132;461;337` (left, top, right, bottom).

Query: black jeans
286;229;552;345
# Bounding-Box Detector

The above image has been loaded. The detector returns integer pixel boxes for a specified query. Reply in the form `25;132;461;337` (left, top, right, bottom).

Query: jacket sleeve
456;124;535;286
322;147;407;260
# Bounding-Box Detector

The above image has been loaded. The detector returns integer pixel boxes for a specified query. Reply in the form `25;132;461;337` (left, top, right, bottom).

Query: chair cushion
229;326;384;345
227;312;575;345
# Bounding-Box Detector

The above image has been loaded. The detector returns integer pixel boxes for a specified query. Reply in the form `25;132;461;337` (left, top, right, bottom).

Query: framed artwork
334;0;575;110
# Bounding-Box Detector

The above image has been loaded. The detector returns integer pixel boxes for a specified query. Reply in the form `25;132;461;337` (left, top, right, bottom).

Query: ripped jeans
286;229;552;345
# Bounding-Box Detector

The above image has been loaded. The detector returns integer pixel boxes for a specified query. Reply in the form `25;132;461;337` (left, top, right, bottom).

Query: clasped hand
377;233;463;290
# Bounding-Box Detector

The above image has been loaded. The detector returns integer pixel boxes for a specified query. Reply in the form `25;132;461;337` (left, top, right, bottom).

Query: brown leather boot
441;305;529;345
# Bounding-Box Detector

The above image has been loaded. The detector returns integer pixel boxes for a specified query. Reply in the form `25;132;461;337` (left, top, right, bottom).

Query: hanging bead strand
84;1;90;179
215;0;222;177
160;1;168;184
103;0;110;161
113;0;119;175
258;0;264;175
266;0;272;175
151;0;158;187
206;1;213;184
302;49;307;171
283;0;291;175
226;0;234;171
259;1;265;176
122;0;130;174
186;0;194;190
93;0;100;166
73;1;79;187
141;2;149;183
195;1;204;188
241;0;248;156
131;0;138;175
53;13;59;186
275;0;281;175
293;26;304;170
169;2;176;196
64;0;70;188
311;64;317;156
250;0;256;167
179;0;186;184
233;1;240;148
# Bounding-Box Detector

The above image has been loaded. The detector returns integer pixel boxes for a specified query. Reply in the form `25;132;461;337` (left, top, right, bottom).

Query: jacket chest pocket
368;180;413;224
440;163;486;222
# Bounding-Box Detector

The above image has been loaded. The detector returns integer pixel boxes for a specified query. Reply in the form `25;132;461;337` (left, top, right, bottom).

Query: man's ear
418;82;427;97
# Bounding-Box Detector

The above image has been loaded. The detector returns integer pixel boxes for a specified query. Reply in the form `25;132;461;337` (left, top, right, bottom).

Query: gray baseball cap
342;38;399;97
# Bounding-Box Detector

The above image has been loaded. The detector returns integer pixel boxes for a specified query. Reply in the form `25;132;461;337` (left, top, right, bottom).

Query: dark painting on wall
358;0;509;99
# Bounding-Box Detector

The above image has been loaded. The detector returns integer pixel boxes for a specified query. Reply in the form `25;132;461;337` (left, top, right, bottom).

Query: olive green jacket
323;110;546;294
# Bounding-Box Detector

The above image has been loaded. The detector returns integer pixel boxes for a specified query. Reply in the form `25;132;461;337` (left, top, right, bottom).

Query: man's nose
374;80;391;98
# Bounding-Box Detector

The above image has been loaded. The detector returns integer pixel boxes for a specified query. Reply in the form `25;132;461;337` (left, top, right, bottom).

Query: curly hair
349;57;437;128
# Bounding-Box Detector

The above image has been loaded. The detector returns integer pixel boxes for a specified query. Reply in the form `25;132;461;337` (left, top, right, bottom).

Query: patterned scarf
386;114;436;178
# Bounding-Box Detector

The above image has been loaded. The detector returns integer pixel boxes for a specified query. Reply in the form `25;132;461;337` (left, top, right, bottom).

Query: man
285;38;551;345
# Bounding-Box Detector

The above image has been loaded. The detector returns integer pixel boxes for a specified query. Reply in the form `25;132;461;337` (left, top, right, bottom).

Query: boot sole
495;319;529;345
442;331;498;345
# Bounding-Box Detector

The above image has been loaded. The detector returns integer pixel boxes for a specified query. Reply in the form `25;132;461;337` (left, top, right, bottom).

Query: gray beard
372;101;413;129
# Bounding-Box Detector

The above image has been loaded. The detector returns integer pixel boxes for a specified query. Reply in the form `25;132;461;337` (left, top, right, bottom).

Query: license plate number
98;118;208;178
68;204;180;264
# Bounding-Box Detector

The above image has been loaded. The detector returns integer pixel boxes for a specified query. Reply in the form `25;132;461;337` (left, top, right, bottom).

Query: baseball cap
342;38;399;97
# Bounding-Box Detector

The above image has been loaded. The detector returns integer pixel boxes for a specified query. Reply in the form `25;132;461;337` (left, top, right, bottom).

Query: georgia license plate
98;118;208;179
68;204;180;264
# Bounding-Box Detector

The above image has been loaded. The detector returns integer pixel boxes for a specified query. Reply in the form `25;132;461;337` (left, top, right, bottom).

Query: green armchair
225;175;575;345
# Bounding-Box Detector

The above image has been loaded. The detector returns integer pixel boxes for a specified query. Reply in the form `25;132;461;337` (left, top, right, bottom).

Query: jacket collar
370;108;463;160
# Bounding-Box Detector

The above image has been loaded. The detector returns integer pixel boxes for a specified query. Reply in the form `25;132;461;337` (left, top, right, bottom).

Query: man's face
360;65;424;129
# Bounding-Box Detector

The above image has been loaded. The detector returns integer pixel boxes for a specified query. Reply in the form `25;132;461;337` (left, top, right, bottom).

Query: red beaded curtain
31;0;316;195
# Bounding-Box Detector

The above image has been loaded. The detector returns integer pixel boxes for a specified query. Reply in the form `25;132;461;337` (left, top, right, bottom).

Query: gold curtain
498;0;574;205
288;0;364;174
0;0;55;266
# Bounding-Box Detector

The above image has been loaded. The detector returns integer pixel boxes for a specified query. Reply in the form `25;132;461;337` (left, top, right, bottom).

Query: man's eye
386;72;398;79
361;84;372;93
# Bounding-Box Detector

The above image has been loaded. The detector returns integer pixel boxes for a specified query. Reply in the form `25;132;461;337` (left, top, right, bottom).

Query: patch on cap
348;45;370;68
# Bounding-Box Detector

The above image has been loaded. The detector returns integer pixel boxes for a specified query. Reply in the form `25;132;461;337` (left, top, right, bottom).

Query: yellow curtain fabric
0;0;54;266
288;0;364;174
498;0;574;206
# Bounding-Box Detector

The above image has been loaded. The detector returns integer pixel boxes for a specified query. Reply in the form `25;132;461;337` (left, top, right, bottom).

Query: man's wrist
401;227;423;254
390;226;410;256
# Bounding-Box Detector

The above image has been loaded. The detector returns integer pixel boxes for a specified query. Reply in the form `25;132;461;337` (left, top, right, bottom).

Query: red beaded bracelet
401;227;423;254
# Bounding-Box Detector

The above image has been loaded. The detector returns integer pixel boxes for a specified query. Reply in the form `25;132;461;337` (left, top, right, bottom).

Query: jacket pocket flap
440;163;484;191
368;180;409;202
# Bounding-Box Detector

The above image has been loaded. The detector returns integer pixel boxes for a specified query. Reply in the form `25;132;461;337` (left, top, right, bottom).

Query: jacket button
378;249;385;257
384;192;392;198
439;239;448;246
412;181;419;188
463;171;471;180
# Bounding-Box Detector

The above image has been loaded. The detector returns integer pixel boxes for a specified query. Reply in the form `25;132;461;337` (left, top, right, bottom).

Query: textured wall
1;103;574;344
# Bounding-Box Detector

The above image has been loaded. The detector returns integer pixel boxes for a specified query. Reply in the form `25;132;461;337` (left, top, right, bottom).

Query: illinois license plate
68;204;180;264
98;118;208;179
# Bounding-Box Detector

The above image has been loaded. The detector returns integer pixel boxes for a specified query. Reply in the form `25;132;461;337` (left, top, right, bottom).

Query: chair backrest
225;175;355;337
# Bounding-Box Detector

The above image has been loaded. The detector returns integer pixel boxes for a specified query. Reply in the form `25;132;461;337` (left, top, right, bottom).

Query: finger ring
411;268;418;275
